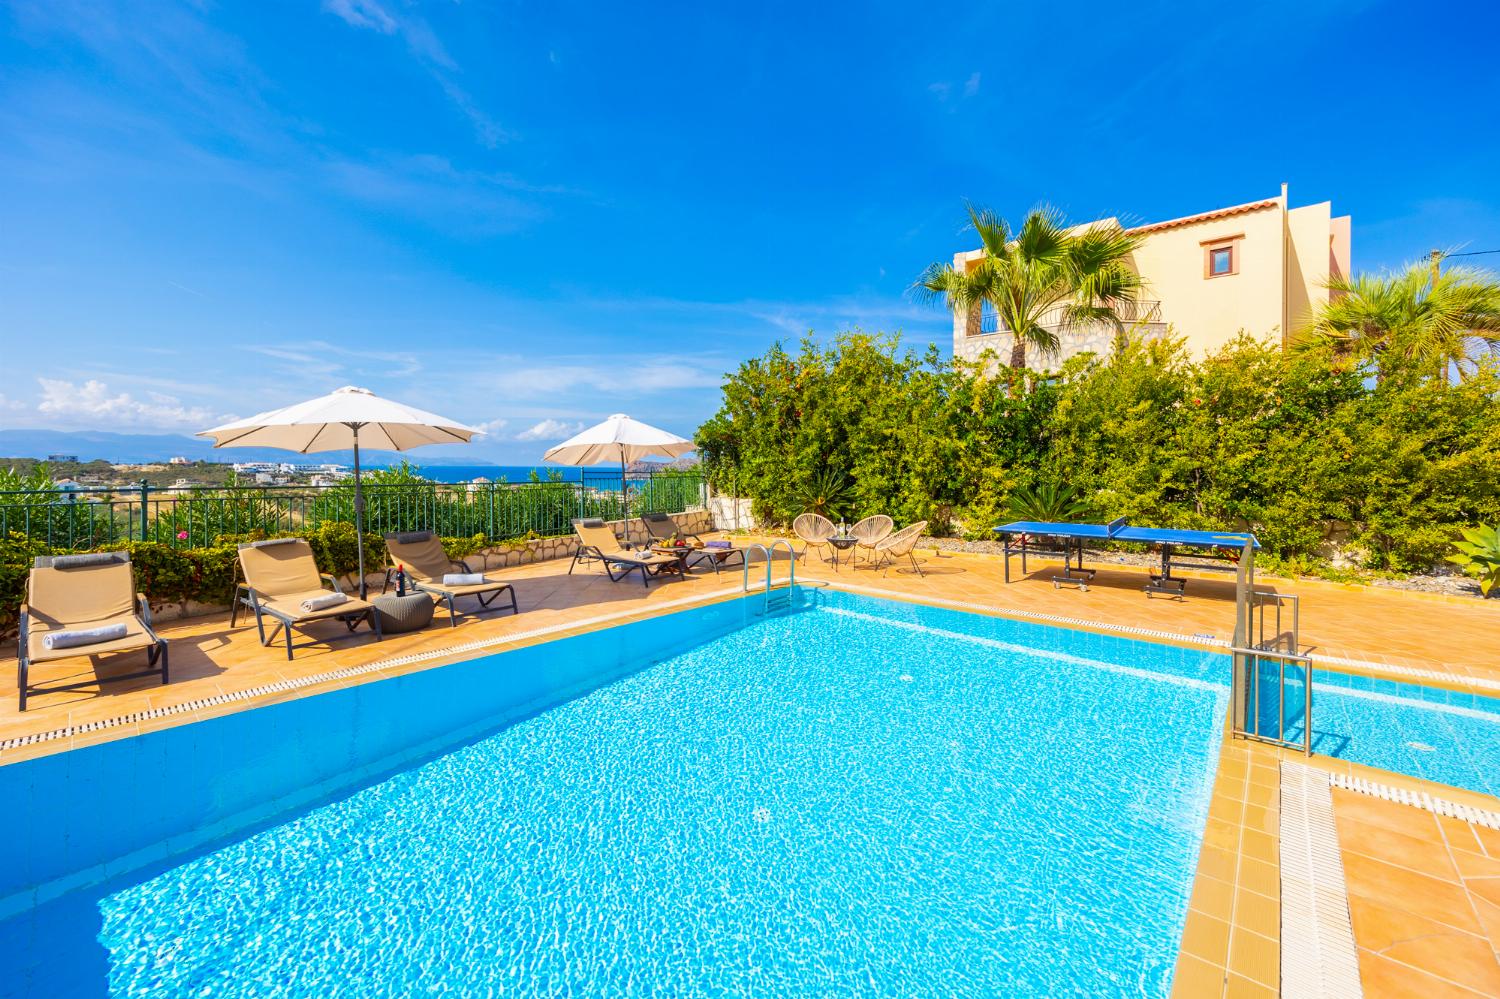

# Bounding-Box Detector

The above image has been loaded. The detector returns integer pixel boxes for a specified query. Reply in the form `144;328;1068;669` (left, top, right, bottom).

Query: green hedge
1;523;494;639
696;332;1500;573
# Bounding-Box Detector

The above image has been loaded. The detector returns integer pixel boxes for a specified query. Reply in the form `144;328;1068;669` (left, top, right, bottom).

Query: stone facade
953;321;1170;372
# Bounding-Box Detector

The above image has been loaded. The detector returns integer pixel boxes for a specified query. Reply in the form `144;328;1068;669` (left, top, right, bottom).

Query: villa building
951;184;1352;369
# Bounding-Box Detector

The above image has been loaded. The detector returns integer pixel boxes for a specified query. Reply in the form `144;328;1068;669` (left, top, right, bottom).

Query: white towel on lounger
43;623;130;650
300;592;349;613
442;573;487;585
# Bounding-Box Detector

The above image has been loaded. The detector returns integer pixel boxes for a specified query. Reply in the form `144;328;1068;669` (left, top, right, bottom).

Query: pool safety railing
1230;645;1313;755
0;472;707;550
742;540;796;612
1230;539;1311;754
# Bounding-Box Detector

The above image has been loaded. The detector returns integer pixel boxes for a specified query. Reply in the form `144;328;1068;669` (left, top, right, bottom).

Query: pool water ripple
76;605;1225;998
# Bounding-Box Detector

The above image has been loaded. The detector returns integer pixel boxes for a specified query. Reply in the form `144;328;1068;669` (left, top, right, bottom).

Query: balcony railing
979;299;1163;335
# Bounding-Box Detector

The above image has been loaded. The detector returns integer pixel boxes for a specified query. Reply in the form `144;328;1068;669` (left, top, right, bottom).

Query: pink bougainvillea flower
177;530;189;541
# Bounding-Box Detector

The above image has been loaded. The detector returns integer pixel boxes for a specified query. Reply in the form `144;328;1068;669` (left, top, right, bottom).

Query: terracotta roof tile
1126;199;1280;235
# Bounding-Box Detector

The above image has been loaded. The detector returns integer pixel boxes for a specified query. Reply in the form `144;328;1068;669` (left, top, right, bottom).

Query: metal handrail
978;299;1163;334
741;539;796;606
1231;645;1314;756
0;473;706;549
1251;591;1300;654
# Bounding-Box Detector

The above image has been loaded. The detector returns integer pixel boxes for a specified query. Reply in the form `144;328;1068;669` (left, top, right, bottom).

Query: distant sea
372;464;626;484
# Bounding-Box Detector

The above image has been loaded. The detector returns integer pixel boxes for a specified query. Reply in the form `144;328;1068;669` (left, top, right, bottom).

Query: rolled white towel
300;592;350;613
43;622;130;650
442;572;487;585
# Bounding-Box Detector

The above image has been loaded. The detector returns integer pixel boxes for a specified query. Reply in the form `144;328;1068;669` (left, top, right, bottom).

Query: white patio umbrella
542;413;695;512
197;386;480;597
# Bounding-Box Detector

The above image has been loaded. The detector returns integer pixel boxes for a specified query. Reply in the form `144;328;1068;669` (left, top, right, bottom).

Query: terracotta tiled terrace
5;536;1499;995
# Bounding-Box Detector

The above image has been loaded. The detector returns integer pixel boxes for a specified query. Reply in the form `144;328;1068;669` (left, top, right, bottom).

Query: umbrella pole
620;443;628;523
351;423;367;599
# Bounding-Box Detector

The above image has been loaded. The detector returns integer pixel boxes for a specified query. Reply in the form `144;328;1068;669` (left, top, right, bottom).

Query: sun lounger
870;521;929;576
792;512;837;563
569;518;685;587
383;531;518;627
234;538;381;659
16;552;169;711
639;511;703;546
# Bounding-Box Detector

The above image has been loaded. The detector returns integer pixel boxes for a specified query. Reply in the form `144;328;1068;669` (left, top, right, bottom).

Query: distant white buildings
232;461;347;480
168;456;191;466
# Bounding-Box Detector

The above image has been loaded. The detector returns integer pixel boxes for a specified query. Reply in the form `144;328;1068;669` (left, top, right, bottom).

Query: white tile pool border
9;579;1497;759
0;584;745;755
1323;770;1500;830
819;580;1500;694
1280;761;1362;999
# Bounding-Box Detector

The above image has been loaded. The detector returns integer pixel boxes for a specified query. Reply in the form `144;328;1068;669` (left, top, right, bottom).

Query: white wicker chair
792;512;837;563
849;515;894;564
871;521;929;575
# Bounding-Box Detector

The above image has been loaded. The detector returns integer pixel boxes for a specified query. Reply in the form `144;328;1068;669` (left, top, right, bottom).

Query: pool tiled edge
0;583;748;761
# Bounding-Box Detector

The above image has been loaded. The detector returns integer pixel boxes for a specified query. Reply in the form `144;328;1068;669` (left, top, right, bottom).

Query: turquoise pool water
3;591;1228;998
1252;664;1500;797
8;588;1494;997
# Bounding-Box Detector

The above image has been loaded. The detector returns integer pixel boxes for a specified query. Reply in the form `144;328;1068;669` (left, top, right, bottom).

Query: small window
1203;237;1240;279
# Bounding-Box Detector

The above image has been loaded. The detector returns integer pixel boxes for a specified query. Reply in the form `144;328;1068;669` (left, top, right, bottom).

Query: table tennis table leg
1146;544;1186;598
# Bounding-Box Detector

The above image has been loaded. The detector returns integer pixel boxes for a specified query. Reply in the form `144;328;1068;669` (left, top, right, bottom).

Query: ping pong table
994;519;1259;596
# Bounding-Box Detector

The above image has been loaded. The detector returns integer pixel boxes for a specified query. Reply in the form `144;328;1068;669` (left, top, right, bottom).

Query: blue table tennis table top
995;520;1260;549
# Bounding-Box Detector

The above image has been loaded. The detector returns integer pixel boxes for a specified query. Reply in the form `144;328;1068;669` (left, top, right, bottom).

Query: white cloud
515;419;584;442
323;0;397;34
472;418;508;436
929;72;981;104
321;0;509;147
34;378;223;430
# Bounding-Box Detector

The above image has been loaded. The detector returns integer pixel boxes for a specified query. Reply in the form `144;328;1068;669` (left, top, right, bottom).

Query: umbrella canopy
543;414;694;520
197;386;479;452
198;386;480;597
542;414;694;466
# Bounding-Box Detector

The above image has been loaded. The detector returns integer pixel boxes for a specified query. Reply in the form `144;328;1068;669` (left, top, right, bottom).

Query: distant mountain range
0;429;495;467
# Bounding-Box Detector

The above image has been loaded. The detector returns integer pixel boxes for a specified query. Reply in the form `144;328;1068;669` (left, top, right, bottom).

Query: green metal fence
0;472;706;550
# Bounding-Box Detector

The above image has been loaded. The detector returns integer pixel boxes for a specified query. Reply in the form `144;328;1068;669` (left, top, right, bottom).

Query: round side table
372;592;436;633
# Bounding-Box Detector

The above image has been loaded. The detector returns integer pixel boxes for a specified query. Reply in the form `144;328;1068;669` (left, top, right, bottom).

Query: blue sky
2;0;1498;462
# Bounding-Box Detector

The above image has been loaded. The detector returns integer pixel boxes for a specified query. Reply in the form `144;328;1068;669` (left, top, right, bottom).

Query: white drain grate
1280;761;1362;999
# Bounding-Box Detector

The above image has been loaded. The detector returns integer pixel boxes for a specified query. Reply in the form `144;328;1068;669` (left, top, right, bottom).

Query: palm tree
917;205;1146;370
1300;261;1500;381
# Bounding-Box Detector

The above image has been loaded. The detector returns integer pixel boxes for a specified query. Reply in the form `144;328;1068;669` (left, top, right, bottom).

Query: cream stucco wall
1126;201;1286;355
949;191;1350;367
1285;201;1336;343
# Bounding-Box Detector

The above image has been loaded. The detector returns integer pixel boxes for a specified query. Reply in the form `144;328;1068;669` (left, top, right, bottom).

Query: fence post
138;479;150;541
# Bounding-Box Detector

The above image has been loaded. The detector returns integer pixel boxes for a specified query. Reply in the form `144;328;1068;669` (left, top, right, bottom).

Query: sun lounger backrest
640;512;679;540
384;532;452;581
238;538;323;597
27;553;135;627
572;518;624;555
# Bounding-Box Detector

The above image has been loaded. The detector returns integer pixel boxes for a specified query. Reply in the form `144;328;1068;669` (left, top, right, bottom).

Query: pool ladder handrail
742;539;795;609
1229;644;1313;756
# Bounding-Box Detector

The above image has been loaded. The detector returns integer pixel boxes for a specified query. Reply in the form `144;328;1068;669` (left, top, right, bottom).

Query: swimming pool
6;588;1494;997
3;589;1228;998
